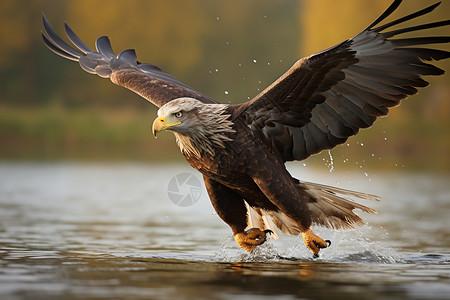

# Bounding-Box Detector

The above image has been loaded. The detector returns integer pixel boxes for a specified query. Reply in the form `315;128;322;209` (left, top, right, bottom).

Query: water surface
0;163;449;299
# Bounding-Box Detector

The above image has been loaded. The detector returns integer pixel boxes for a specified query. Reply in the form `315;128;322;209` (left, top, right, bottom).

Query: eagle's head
152;97;235;157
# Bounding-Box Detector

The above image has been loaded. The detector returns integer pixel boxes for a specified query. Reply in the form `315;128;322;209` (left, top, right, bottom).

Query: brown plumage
42;0;449;256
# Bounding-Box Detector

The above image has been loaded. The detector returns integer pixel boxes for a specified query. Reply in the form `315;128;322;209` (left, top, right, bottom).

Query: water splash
299;227;403;264
214;227;403;264
213;236;281;262
327;150;334;172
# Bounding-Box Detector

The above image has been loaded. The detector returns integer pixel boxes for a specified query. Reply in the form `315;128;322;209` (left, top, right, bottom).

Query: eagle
42;0;449;257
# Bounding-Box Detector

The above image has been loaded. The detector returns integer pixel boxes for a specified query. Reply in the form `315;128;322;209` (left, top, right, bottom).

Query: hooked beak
152;115;165;137
152;115;181;137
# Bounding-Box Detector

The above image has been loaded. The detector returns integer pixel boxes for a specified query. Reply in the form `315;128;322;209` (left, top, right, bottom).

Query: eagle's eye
174;111;183;118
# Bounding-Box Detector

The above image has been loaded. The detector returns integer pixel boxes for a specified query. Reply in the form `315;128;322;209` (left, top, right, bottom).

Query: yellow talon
302;228;331;257
234;228;272;252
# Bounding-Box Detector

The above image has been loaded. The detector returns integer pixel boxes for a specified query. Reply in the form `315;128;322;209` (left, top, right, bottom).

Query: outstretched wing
234;0;449;162
41;15;216;108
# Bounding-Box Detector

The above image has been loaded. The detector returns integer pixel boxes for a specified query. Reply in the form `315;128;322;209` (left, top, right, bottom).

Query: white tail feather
245;202;281;239
301;181;379;229
301;181;381;202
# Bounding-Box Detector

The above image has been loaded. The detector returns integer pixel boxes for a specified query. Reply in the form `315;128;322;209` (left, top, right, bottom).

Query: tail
300;181;379;229
245;181;379;238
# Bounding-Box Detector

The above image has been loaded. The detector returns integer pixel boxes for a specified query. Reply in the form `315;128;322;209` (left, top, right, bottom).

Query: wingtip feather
95;36;115;59
64;22;93;54
42;13;82;60
364;0;403;31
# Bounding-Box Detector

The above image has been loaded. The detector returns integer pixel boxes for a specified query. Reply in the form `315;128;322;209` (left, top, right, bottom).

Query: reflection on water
0;162;449;299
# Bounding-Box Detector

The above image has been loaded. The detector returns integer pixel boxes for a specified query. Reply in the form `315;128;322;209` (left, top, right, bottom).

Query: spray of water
328;150;334;173
214;226;403;264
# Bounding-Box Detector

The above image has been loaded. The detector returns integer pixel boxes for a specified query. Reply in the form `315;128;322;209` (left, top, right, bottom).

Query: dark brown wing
41;15;216;108
234;0;450;162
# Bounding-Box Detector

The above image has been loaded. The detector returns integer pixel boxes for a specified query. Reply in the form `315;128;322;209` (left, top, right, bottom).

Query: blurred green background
0;0;449;170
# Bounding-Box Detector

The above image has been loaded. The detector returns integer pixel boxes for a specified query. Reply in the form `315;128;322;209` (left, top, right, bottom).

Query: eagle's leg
302;229;331;257
234;228;273;252
204;177;266;251
253;169;332;257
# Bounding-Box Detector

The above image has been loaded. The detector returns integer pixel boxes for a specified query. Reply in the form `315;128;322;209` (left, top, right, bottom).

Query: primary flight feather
42;0;449;256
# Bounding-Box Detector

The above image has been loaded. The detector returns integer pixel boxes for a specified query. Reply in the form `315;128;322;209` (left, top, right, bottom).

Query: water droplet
253;59;257;63
215;68;219;72
224;91;229;95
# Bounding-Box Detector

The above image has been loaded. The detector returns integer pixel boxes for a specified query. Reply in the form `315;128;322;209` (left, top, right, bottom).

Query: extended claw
264;229;274;236
301;229;330;257
234;228;272;252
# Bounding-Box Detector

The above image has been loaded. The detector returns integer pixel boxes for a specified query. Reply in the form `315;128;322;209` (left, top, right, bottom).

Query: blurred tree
1;0;39;105
0;0;68;105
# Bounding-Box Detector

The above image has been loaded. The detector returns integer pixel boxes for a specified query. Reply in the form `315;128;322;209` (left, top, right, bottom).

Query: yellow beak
152;115;181;137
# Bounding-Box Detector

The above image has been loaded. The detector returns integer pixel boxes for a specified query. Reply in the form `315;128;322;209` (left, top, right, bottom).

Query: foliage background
0;0;449;170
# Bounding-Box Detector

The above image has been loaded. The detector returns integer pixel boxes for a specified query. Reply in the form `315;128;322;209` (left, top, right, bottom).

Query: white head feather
157;97;235;157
